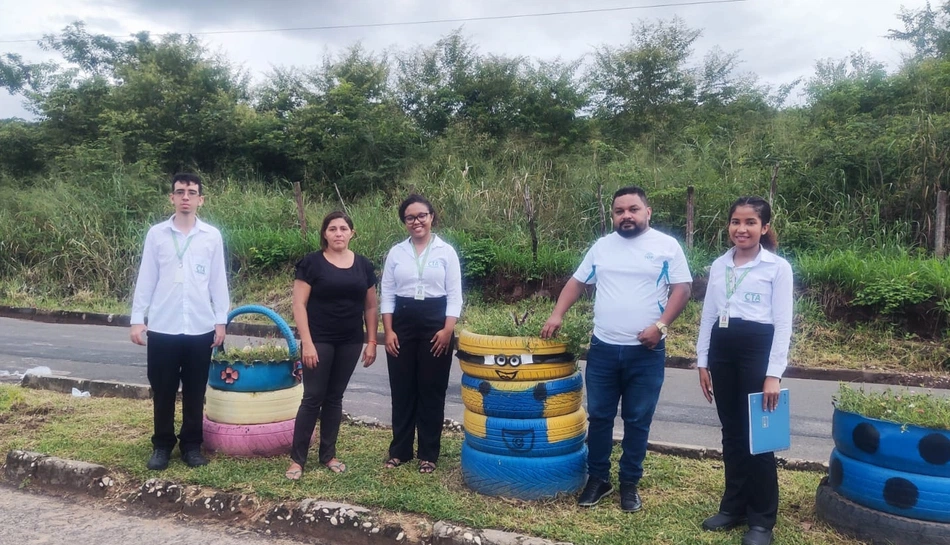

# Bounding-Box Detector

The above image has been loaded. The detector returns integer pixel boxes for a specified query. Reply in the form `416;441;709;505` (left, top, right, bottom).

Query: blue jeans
585;335;666;485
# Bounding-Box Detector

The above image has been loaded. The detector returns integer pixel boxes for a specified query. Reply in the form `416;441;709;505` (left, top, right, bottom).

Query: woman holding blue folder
695;197;794;545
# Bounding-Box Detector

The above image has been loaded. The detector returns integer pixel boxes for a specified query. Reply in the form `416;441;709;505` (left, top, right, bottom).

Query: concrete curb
4;305;947;388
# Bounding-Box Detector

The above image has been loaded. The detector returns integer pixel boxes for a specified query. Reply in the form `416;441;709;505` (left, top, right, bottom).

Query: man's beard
616;222;643;238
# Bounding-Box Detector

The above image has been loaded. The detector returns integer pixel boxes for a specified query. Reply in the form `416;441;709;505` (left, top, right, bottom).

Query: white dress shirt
130;215;230;335
696;246;794;378
380;234;463;317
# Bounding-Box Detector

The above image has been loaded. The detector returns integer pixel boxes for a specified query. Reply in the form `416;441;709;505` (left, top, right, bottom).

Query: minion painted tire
202;416;311;457
816;478;950;545
833;409;950;477
205;384;303;425
457;330;569;356
460;372;583;418
829;448;950;523
461;442;587;500
463;408;587;457
458;359;575;382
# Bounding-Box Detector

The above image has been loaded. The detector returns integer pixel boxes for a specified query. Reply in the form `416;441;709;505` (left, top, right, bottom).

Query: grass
459;297;593;356
834;384;950;430
0;384;862;545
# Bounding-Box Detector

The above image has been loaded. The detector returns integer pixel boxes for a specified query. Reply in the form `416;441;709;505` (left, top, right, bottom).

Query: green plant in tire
460;298;592;357
214;343;295;365
834;383;950;431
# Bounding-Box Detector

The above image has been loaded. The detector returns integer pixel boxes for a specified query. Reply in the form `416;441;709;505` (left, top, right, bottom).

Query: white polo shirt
380;234;463;318
695;246;794;378
130;216;230;335
574;229;692;345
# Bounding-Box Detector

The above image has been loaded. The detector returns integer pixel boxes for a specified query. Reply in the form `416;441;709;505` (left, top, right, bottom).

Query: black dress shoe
577;477;613;507
181;449;209;468
146;449;171;471
702;512;747;531
741;526;773;545
619;482;642;513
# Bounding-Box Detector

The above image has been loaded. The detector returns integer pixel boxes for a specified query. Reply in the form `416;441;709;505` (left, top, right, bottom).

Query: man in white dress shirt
130;173;230;470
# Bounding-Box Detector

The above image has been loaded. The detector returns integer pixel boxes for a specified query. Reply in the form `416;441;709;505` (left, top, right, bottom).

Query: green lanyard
414;238;434;281
725;266;752;301
172;232;194;268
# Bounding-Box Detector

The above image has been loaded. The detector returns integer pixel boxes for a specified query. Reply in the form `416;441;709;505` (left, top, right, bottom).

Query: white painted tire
205;384;303;425
203;416;310;457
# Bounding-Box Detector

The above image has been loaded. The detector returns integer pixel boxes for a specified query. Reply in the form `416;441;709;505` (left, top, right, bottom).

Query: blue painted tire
461;442;587;500
829;448;950;523
833;409;950;477
460;372;583;418
463;408;586;457
209;359;298;392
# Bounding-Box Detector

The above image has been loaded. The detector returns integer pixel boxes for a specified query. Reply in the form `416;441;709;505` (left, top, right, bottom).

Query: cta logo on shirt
743;292;763;303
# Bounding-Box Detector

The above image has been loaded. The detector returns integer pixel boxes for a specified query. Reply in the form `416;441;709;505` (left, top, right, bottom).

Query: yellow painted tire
457;330;569;356
463;408;587;457
459;359;576;382
461;372;583;418
205;384;303;425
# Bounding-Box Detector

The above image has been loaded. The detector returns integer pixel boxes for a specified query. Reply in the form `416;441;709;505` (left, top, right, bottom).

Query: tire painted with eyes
460;372;583;418
202;416;313;458
205;384;303;425
461;442;587;500
829;448;950;523
815;478;950;545
833;409;950;477
458;358;576;382
457;330;569;356
463;408;587;457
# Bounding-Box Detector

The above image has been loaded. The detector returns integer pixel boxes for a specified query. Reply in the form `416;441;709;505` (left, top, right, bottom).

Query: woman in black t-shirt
285;211;378;480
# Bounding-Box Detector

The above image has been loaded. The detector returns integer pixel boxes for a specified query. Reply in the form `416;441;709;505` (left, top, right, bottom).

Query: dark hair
612;186;649;207
398;194;438;227
171;172;203;195
319;211;354;250
728;196;778;251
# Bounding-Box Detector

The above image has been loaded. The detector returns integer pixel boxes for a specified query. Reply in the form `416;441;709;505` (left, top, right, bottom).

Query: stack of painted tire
815;408;950;545
457;330;587;500
203;305;306;458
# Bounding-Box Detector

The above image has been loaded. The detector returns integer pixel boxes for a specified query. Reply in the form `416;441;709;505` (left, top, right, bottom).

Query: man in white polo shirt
541;186;692;512
130;173;230;471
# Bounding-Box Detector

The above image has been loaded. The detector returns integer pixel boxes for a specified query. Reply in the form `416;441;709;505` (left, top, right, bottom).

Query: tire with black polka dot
833;409;950;477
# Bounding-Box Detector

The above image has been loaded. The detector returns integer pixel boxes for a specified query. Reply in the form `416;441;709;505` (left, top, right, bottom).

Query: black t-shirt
294;251;377;344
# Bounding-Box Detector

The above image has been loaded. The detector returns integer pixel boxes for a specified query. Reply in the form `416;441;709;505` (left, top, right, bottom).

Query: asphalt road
2;316;939;463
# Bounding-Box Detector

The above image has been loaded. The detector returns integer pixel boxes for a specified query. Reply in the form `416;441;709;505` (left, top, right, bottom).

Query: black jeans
386;296;453;463
146;331;214;453
708;318;779;529
290;342;362;468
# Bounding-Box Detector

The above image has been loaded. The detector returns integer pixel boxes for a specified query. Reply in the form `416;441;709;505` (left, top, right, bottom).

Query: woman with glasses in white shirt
380;194;463;474
695;197;794;545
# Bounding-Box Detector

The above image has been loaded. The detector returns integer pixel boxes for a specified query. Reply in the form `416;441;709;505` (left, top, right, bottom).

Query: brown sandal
418;460;436;474
384;457;404;469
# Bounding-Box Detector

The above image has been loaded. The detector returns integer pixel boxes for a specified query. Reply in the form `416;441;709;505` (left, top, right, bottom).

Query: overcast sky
0;0;928;119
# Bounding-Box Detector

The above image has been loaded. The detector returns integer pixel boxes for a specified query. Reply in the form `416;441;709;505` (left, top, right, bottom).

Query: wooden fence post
293;182;307;238
936;190;948;259
769;163;780;206
686;186;695;249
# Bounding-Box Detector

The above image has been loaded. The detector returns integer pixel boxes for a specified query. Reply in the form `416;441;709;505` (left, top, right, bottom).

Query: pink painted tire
203;416;311;458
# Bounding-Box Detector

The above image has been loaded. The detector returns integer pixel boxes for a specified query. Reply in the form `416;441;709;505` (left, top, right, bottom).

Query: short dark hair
398;194;438;227
729;196;778;251
171;172;203;195
319;211;354;250
612;186;649;207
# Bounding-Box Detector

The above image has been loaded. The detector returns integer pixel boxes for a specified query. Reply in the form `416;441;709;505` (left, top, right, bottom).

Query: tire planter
205;383;303;425
461;372;583;418
828;448;950;523
815;478;950;545
461;442;587;500
463;408;587;457
208;359;298;392
457;330;568;356
833;409;950;477
458;359;576;382
202;416;312;457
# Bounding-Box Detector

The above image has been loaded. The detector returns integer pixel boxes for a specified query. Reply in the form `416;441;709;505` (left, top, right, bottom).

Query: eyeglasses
404;212;430;224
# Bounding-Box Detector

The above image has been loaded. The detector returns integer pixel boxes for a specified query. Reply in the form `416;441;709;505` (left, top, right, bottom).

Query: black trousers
146;331;214;453
387;296;453;463
708;319;779;529
290;342;362;468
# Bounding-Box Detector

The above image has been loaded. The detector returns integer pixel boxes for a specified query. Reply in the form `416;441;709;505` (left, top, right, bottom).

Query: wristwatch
654;321;668;336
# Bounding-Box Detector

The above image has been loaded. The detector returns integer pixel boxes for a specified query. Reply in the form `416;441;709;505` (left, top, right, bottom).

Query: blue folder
748;389;790;455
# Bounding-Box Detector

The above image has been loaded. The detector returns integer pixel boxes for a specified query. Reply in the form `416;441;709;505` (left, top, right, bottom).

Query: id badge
414;284;425;301
718;313;729;329
174;267;184;284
